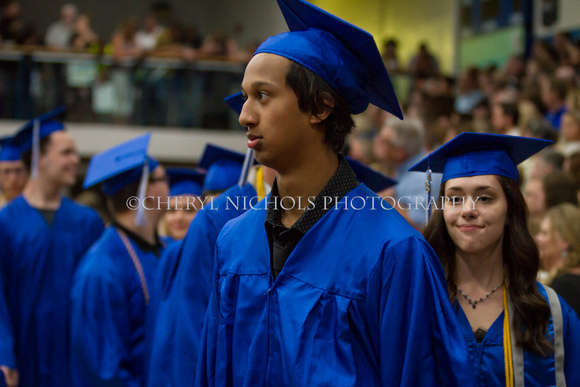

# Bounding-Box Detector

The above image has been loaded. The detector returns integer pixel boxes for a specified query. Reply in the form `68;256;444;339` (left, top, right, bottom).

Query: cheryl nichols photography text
126;195;483;212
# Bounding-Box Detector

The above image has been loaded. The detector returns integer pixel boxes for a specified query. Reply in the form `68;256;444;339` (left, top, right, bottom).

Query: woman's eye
450;196;464;204
478;195;492;203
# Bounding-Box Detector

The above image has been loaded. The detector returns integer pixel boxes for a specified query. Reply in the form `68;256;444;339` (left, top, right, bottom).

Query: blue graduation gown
0;269;15;370
147;183;257;386
0;196;104;386
70;226;165;386
196;184;476;386
455;283;580;386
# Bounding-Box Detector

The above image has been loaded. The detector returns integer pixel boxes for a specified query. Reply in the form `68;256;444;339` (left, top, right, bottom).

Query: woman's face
443;175;508;257
561;114;580;142
164;195;201;240
535;217;570;270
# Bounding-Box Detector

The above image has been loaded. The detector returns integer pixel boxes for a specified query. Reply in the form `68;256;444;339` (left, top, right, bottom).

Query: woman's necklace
456;280;504;309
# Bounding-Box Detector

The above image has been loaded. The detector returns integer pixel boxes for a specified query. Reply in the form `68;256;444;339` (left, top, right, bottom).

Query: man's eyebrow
241;81;276;91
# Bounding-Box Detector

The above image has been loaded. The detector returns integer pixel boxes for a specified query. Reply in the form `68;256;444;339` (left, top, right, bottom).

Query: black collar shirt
265;155;360;280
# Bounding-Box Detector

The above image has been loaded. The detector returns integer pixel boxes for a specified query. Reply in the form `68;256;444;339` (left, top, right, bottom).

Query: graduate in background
418;133;580;385
0;108;104;387
70;133;169;386
196;143;246;199
195;1;475;385
146;140;273;386
0;136;28;208
161;167;205;241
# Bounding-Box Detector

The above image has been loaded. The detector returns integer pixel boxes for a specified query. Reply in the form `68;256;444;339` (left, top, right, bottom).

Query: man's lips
247;133;263;149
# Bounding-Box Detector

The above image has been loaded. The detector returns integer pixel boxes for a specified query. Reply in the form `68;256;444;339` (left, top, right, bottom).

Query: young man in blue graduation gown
70;133;169;386
0;108;105;386
146;142;275;386
196;1;476;386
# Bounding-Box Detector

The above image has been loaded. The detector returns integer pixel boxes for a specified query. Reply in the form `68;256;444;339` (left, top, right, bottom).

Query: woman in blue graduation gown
147;181;261;386
70;134;169;386
418;132;580;386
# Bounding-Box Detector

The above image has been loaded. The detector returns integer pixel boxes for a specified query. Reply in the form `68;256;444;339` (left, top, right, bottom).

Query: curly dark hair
423;175;553;356
285;61;355;152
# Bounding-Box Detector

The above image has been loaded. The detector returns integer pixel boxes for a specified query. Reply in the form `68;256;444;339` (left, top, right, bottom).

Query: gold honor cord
503;283;514;387
256;166;266;201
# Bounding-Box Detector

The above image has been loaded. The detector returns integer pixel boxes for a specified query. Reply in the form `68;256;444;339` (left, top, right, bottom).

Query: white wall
534;0;580;37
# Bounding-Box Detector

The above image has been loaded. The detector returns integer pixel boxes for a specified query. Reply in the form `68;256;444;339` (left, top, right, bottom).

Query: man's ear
310;93;334;124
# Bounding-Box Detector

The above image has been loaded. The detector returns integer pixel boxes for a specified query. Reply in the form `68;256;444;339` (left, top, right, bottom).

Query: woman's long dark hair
424;175;553;356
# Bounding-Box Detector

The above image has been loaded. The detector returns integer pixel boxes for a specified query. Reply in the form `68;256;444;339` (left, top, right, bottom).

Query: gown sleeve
193;242;221;387
366;236;476;387
70;258;141;387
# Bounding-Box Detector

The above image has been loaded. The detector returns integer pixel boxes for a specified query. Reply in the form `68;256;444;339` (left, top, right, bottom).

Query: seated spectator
381;38;400;73
408;42;439;78
561;109;580;144
543;170;579;209
111;17;142;59
504;55;526;88
564;149;580;204
566;87;580;110
491;102;520;136
541;76;568;130
553;31;580;65
0;1;38;45
135;13;164;51
455;67;485;114
532;40;559;72
536;204;580;317
524;177;546;236
531;148;565;180
45;3;78;48
70;14;99;50
199;30;248;61
373;117;441;229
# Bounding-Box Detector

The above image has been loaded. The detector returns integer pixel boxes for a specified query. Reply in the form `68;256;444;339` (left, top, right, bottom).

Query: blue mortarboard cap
409;133;553;183
254;0;402;118
224;92;245;116
345;156;397;192
0;136;21;162
11;106;66;153
167;168;205;197
83;133;159;195
198;144;249;192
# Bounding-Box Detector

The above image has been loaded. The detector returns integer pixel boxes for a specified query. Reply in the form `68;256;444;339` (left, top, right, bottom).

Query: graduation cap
345;156;397;193
197;144;250;192
166;168;205;197
254;0;402;118
224;91;245;116
83;133;160;225
409;132;553;183
0;135;21;162
10;106;66;179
